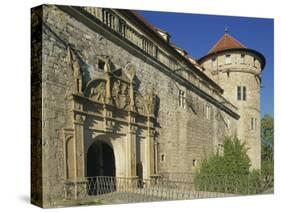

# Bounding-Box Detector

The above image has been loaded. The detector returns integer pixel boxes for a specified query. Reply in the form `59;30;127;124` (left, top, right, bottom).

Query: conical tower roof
208;33;246;54
198;32;265;70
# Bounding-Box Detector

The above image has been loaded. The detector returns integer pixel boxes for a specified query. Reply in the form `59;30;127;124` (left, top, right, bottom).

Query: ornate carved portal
64;60;158;185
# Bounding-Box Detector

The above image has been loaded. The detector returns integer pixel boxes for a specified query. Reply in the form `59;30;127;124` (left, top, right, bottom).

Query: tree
194;136;262;194
261;114;274;161
260;114;274;186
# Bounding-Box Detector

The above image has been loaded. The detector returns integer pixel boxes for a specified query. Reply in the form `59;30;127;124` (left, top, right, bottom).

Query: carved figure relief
90;81;106;103
67;46;82;93
82;60;158;116
134;92;147;115
144;87;157;116
125;63;136;81
112;80;130;109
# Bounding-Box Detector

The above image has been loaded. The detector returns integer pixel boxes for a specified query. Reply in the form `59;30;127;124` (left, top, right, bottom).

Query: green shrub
194;136;263;194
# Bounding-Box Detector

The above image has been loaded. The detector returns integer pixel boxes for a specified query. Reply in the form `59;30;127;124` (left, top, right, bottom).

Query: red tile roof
208;33;246;54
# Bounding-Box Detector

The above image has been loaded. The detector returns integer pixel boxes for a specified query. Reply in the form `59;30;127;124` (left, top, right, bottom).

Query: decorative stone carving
104;58;111;73
134;92;147;115
112;80;130;109
144;87;157;116
90;81;106;103
75;114;85;123
67;46;82;93
83;60;158;117
125;63;136;81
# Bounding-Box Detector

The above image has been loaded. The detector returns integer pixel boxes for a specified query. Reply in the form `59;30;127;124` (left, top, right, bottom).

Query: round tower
198;32;265;169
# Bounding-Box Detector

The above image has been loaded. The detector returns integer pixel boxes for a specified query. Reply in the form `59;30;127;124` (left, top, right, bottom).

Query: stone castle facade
31;5;265;207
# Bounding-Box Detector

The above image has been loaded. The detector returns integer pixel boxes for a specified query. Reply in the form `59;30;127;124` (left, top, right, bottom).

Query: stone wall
31;5;43;207
35;5;239;207
201;51;262;169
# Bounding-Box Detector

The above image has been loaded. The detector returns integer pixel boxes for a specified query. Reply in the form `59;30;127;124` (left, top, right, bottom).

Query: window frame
206;104;211;119
226;118;230;129
212;57;217;68
237;86;241;100
225;54;231;65
179;90;186;109
243;86;247;101
241;54;245;64
251;117;257;131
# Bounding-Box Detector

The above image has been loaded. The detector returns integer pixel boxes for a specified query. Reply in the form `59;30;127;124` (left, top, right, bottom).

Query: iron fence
50;173;273;206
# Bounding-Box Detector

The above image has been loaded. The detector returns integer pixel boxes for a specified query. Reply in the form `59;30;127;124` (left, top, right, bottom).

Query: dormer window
225;55;231;64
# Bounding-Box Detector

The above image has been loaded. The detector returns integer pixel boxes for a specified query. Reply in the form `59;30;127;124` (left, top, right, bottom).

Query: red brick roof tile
208;33;246;54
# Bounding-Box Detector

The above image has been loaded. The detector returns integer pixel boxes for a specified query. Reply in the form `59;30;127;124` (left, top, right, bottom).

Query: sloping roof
198;33;265;70
208;33;246;54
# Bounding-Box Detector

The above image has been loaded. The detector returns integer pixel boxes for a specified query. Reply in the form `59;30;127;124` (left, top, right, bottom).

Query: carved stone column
144;117;155;179
129;81;136;112
104;60;112;105
103;104;113;132
73;112;85;180
154;141;159;175
126;112;137;178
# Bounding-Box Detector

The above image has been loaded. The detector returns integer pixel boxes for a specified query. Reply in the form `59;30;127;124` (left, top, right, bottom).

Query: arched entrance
86;140;116;195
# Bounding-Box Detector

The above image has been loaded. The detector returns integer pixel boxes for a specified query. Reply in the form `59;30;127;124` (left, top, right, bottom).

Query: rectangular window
226;118;230;129
218;144;224;156
192;159;197;167
182;91;186;109
212;57;217;68
243;86;247;101
161;154;165;162
251;117;257;130
237;86;241;100
254;58;258;68
225;55;231;64
206;105;211;119
241;54;245;64
179;90;186;108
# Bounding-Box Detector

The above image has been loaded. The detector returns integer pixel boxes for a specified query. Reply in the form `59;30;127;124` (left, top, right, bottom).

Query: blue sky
139;10;274;117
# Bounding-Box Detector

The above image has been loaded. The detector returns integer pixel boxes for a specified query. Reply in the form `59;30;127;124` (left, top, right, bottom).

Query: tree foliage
261;114;274;161
194;136;262;194
261;114;274;185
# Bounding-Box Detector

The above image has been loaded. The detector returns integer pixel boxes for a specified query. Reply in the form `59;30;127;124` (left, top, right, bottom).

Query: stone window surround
192;159;197;167
241;54;246;64
160;154;166;162
237;85;247;101
206;104;211;119
225;54;231;65
226;118;230;129
178;90;186;109
251;117;257;131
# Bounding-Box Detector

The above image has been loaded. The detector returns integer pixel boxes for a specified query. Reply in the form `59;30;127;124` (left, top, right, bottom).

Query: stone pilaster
144;117;155;179
73;112;85;179
126;112;137;177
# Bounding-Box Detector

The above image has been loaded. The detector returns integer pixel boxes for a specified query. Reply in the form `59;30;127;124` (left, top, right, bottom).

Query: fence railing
51;173;273;206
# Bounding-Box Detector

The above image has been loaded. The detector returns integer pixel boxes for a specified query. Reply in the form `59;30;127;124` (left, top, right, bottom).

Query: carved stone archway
63;59;158;187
